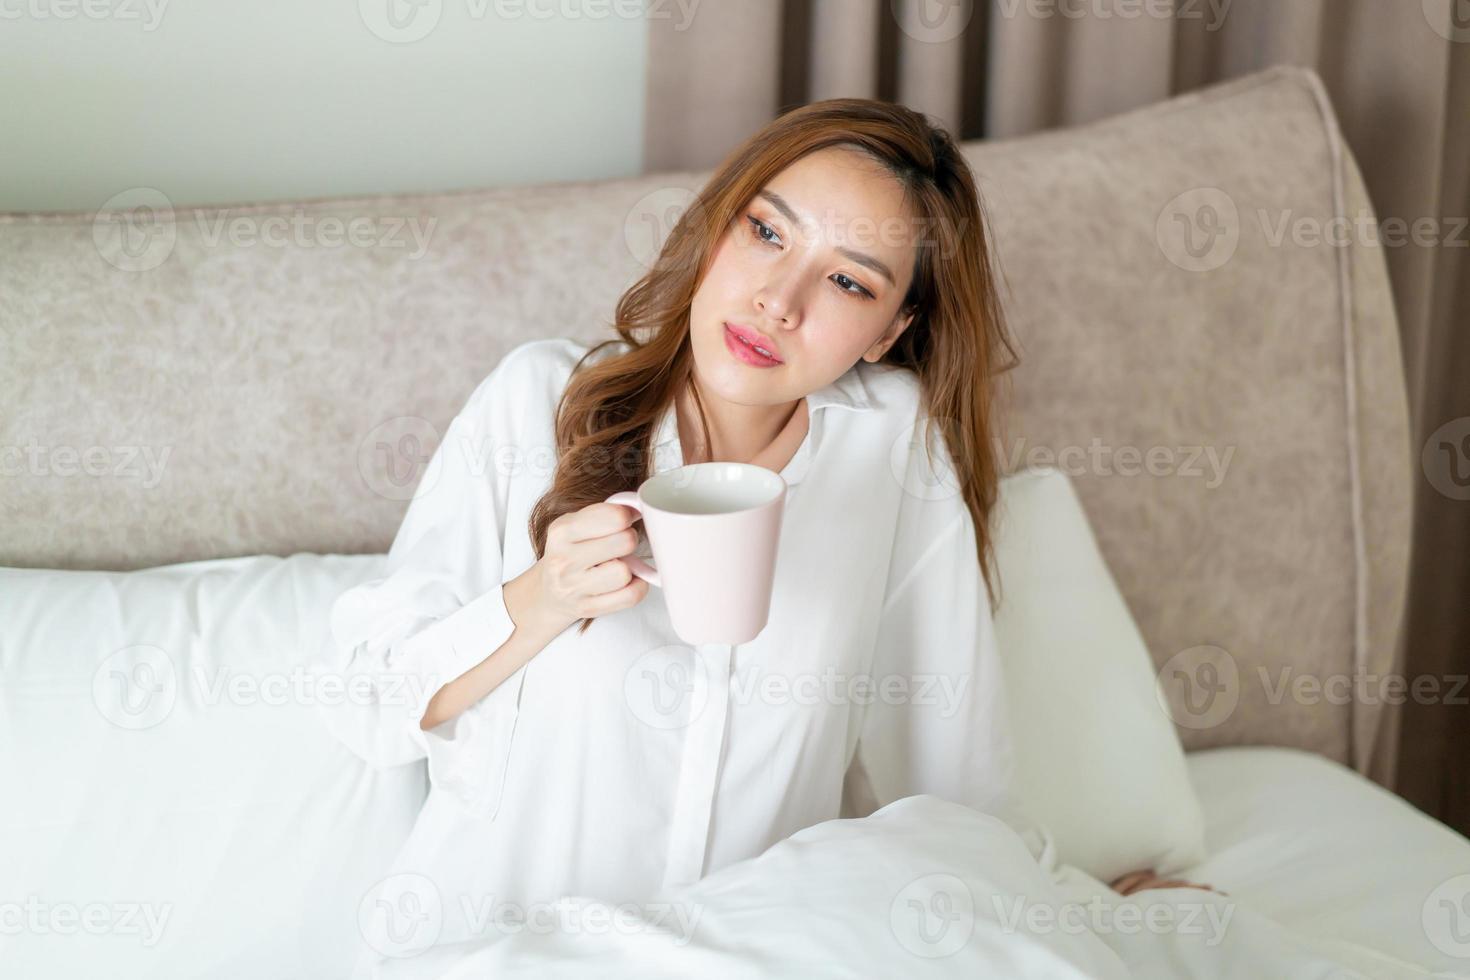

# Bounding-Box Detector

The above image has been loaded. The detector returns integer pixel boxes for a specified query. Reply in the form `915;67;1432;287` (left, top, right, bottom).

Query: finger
565;502;641;543
1121;876;1179;894
584;557;637;595
1110;871;1153;891
570;526;641;570
580;576;648;616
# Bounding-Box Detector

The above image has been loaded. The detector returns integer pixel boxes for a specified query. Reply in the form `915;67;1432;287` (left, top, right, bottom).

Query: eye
746;215;781;247
832;273;874;301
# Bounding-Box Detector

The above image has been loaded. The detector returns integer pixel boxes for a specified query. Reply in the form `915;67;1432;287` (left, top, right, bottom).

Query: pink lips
724;322;783;366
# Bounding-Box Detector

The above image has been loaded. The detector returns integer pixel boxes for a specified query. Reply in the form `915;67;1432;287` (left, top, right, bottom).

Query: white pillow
0;553;423;980
992;467;1207;882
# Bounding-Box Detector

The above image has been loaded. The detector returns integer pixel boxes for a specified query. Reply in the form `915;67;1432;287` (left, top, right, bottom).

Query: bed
3;65;1465;977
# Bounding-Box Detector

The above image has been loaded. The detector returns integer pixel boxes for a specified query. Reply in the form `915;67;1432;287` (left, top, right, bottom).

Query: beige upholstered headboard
0;67;1411;780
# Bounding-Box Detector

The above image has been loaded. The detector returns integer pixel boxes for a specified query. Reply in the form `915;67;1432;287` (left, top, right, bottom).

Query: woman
319;98;1213;967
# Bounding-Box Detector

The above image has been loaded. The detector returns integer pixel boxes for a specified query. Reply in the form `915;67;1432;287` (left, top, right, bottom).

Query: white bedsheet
1180;746;1470;978
354;790;1460;979
357;795;1127;980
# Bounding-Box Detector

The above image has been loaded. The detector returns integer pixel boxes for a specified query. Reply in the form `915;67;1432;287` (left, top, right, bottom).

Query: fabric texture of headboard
0;66;1412;780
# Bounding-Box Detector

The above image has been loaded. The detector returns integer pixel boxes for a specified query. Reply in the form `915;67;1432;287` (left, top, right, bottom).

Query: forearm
418;566;562;731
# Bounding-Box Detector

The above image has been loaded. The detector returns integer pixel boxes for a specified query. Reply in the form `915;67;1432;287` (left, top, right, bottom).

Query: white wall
0;0;650;211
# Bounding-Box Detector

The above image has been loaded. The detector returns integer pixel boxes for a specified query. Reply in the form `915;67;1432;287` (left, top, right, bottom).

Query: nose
754;273;799;327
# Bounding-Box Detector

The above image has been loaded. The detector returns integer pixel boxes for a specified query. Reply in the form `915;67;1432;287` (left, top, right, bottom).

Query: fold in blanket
353;797;1443;979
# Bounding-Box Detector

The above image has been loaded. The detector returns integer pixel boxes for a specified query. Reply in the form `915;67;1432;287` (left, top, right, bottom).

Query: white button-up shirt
315;337;1018;958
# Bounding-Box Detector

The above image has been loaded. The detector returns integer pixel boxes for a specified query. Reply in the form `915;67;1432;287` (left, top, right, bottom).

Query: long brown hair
529;98;1019;636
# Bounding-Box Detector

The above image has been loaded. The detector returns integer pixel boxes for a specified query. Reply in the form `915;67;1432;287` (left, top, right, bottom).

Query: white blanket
353;795;1439;979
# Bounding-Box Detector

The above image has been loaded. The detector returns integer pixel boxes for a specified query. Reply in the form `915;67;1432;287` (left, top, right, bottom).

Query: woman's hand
515;501;652;636
1108;869;1229;898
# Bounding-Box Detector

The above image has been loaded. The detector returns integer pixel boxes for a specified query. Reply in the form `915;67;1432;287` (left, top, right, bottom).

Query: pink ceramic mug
605;462;786;645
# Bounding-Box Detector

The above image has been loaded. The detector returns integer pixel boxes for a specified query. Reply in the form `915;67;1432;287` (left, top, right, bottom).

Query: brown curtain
646;0;1470;835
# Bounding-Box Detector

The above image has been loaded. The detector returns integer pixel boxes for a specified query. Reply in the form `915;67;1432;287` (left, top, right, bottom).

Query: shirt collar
650;360;876;482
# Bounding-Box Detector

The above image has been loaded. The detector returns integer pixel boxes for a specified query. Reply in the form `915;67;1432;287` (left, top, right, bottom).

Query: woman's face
688;146;920;408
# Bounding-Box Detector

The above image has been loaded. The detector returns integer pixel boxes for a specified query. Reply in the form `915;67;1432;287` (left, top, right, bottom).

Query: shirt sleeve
845;509;1016;810
843;499;1059;867
310;349;533;809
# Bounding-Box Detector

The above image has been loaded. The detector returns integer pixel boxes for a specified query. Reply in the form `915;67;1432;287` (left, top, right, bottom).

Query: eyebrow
756;189;897;287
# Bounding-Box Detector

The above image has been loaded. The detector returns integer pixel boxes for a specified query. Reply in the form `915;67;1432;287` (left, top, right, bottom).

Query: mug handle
604;491;662;588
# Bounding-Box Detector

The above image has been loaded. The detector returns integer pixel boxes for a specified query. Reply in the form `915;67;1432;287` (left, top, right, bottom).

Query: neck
676;379;806;468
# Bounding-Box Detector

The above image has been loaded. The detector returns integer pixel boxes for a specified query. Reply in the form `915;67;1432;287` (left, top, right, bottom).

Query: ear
863;309;916;362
